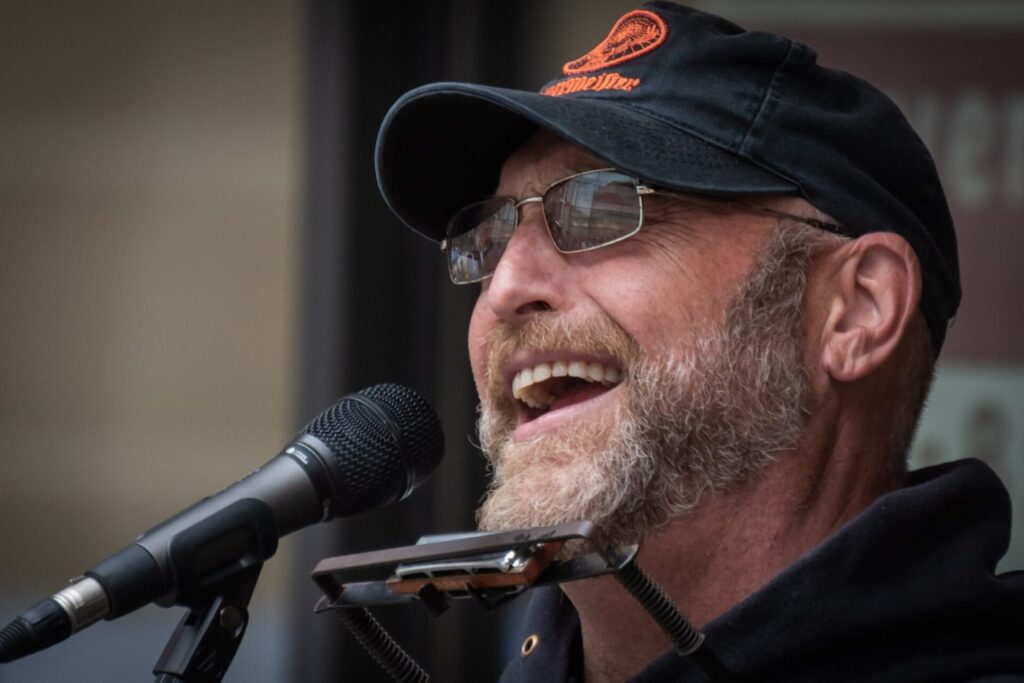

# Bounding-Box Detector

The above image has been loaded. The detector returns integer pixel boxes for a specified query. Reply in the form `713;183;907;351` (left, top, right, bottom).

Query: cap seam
740;37;798;156
592;98;798;185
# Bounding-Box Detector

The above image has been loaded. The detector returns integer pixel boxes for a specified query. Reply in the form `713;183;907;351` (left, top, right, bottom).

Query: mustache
483;313;640;408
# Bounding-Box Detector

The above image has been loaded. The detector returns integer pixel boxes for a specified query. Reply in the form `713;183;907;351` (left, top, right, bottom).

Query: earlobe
820;233;921;383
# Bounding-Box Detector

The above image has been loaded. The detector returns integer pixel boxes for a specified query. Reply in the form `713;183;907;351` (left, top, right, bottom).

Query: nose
481;202;573;322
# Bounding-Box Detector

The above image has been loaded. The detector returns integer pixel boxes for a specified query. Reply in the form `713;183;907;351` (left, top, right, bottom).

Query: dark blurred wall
292;2;538;681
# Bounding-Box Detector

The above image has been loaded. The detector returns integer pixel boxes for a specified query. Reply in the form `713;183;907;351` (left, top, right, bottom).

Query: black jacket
499;459;1024;682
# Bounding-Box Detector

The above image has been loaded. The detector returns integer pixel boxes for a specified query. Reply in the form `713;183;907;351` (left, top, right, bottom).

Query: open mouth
511;359;623;421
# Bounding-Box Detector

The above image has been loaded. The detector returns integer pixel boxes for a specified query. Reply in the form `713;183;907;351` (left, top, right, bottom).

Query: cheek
467;301;491;394
590;258;708;349
622;237;763;342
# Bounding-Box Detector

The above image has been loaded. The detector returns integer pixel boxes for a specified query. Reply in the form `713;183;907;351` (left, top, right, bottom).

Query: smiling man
375;3;1024;681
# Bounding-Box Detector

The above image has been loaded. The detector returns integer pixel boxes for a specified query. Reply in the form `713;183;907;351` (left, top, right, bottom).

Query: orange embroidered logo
541;72;641;97
562;9;667;76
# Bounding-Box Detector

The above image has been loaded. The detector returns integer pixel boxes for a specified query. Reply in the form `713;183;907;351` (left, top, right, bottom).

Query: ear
818;232;922;383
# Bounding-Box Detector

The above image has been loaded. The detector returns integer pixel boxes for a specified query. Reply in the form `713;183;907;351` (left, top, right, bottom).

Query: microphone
0;383;444;664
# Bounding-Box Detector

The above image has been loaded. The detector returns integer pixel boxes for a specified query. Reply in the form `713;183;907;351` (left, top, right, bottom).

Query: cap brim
376;82;798;242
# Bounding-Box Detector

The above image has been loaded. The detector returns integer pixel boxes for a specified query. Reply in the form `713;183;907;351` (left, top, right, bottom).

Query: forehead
495;130;609;196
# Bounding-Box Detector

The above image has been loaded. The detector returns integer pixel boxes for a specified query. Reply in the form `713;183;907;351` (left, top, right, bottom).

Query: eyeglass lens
446;170;642;284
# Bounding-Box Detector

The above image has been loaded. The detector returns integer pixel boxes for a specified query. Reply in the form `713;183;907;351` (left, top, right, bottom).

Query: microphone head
302;383;444;517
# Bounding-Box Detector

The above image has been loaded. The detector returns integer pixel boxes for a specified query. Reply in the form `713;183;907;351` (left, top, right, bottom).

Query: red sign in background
767;25;1024;363
752;22;1024;569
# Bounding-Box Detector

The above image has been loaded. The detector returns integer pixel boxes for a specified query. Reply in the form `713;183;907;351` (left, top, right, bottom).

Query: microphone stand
152;563;263;683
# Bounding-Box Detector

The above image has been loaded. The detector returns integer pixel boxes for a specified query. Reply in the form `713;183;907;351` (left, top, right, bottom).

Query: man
375;3;1024;681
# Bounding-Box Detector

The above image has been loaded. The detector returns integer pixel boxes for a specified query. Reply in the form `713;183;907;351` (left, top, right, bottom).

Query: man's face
468;132;811;545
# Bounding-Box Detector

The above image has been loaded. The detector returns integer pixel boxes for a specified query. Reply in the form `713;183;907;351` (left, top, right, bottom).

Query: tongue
548;380;612;412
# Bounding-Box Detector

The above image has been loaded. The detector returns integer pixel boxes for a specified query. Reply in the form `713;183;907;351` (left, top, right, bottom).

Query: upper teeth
512;361;622;409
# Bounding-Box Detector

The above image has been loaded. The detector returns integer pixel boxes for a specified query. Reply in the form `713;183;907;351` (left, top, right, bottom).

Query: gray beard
475;227;816;548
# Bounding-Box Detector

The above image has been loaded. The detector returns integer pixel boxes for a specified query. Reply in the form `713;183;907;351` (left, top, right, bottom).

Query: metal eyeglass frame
440;167;846;284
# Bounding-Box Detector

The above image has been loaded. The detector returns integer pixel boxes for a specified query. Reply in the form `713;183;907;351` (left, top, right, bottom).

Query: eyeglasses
441;168;845;284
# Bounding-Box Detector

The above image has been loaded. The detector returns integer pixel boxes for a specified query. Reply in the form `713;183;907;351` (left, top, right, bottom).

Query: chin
476;400;654;548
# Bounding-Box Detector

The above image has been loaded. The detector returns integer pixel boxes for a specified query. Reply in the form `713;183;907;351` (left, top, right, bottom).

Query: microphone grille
302;383;444;516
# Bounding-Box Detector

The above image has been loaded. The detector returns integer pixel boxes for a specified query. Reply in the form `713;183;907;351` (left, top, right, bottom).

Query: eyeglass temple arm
637;185;845;234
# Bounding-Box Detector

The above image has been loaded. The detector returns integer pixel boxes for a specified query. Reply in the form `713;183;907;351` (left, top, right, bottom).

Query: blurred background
1;0;1021;680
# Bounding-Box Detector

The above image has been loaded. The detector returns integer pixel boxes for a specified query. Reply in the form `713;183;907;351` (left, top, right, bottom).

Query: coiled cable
336;607;429;683
614;561;734;682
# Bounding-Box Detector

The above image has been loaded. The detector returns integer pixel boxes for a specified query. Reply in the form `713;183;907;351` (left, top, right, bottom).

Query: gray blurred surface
0;0;301;679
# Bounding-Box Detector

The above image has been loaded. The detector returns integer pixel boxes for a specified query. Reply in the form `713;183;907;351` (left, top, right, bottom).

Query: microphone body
0;384;444;664
69;432;337;626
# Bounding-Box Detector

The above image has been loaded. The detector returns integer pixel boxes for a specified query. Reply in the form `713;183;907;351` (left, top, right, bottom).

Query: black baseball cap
375;1;960;352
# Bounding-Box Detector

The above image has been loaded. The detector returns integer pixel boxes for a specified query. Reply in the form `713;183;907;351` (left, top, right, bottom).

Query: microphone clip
152;562;263;683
